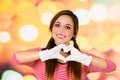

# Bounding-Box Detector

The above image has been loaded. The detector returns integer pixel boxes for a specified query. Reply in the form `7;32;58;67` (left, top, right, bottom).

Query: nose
59;27;64;32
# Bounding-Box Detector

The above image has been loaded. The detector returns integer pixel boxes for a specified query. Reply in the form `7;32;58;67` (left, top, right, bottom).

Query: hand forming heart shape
59;44;72;58
59;44;71;53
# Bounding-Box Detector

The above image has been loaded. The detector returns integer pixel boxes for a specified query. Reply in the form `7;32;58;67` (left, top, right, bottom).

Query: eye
65;26;71;30
54;23;60;27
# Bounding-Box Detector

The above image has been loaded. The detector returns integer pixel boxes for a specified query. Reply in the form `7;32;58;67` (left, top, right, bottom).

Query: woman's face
52;15;74;45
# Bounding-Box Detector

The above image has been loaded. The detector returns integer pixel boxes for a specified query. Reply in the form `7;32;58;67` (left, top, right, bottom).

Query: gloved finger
67;45;73;50
58;44;69;52
62;44;73;53
66;57;73;62
65;55;72;61
57;54;66;63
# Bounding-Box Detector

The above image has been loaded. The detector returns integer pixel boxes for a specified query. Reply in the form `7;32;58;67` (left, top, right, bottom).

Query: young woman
12;10;116;80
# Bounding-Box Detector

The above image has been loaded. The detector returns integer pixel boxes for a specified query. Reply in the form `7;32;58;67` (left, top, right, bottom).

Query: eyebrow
55;22;60;24
66;24;72;27
55;21;72;27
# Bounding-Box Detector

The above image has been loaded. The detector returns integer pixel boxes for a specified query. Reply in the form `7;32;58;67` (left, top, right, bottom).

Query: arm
12;47;41;64
83;49;116;72
87;57;116;73
66;45;116;71
15;51;40;63
90;55;108;69
13;44;67;64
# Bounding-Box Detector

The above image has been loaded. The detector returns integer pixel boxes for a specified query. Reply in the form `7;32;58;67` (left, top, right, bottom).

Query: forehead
55;15;74;25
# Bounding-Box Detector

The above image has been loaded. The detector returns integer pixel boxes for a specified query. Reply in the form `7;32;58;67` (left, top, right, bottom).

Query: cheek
51;27;58;38
51;27;56;34
66;31;74;38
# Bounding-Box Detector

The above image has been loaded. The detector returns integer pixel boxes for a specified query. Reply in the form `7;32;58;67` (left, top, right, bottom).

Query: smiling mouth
56;34;65;38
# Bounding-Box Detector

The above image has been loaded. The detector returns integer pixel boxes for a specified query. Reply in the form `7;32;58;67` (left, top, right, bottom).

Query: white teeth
57;34;65;38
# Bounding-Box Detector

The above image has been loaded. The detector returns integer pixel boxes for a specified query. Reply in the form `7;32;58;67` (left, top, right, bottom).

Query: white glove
39;44;67;63
66;45;92;66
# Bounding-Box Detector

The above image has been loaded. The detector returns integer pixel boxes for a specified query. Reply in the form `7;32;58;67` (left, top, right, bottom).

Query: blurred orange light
37;0;66;16
111;35;120;53
69;0;89;10
0;0;16;17
87;72;101;80
23;75;37;80
37;1;57;15
0;14;13;29
76;35;90;50
92;33;111;52
106;76;119;80
16;1;39;19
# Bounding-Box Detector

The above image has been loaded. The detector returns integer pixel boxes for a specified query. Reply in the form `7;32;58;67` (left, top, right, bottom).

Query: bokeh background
0;0;120;80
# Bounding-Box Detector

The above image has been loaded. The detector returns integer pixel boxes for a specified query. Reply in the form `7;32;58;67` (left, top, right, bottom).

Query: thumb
63;59;66;63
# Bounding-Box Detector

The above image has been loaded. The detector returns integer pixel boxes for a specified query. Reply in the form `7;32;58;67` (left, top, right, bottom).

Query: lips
56;33;65;38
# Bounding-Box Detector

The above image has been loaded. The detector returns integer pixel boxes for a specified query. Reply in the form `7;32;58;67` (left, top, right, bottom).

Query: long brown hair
44;10;82;80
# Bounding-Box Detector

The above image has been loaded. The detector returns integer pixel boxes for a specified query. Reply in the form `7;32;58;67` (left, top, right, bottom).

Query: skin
15;14;108;69
52;15;74;46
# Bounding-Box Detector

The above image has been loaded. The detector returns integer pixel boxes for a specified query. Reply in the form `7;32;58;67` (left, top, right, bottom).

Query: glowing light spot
1;70;23;80
93;33;111;52
19;24;38;42
41;12;54;25
0;0;16;17
23;75;37;80
16;1;38;19
37;1;57;15
106;76;118;80
108;4;120;23
89;4;108;22
0;31;11;43
74;8;90;25
87;72;100;80
76;36;90;50
111;35;120;53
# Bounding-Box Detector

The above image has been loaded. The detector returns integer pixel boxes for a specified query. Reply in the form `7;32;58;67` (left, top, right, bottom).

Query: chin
55;41;69;45
55;42;64;45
